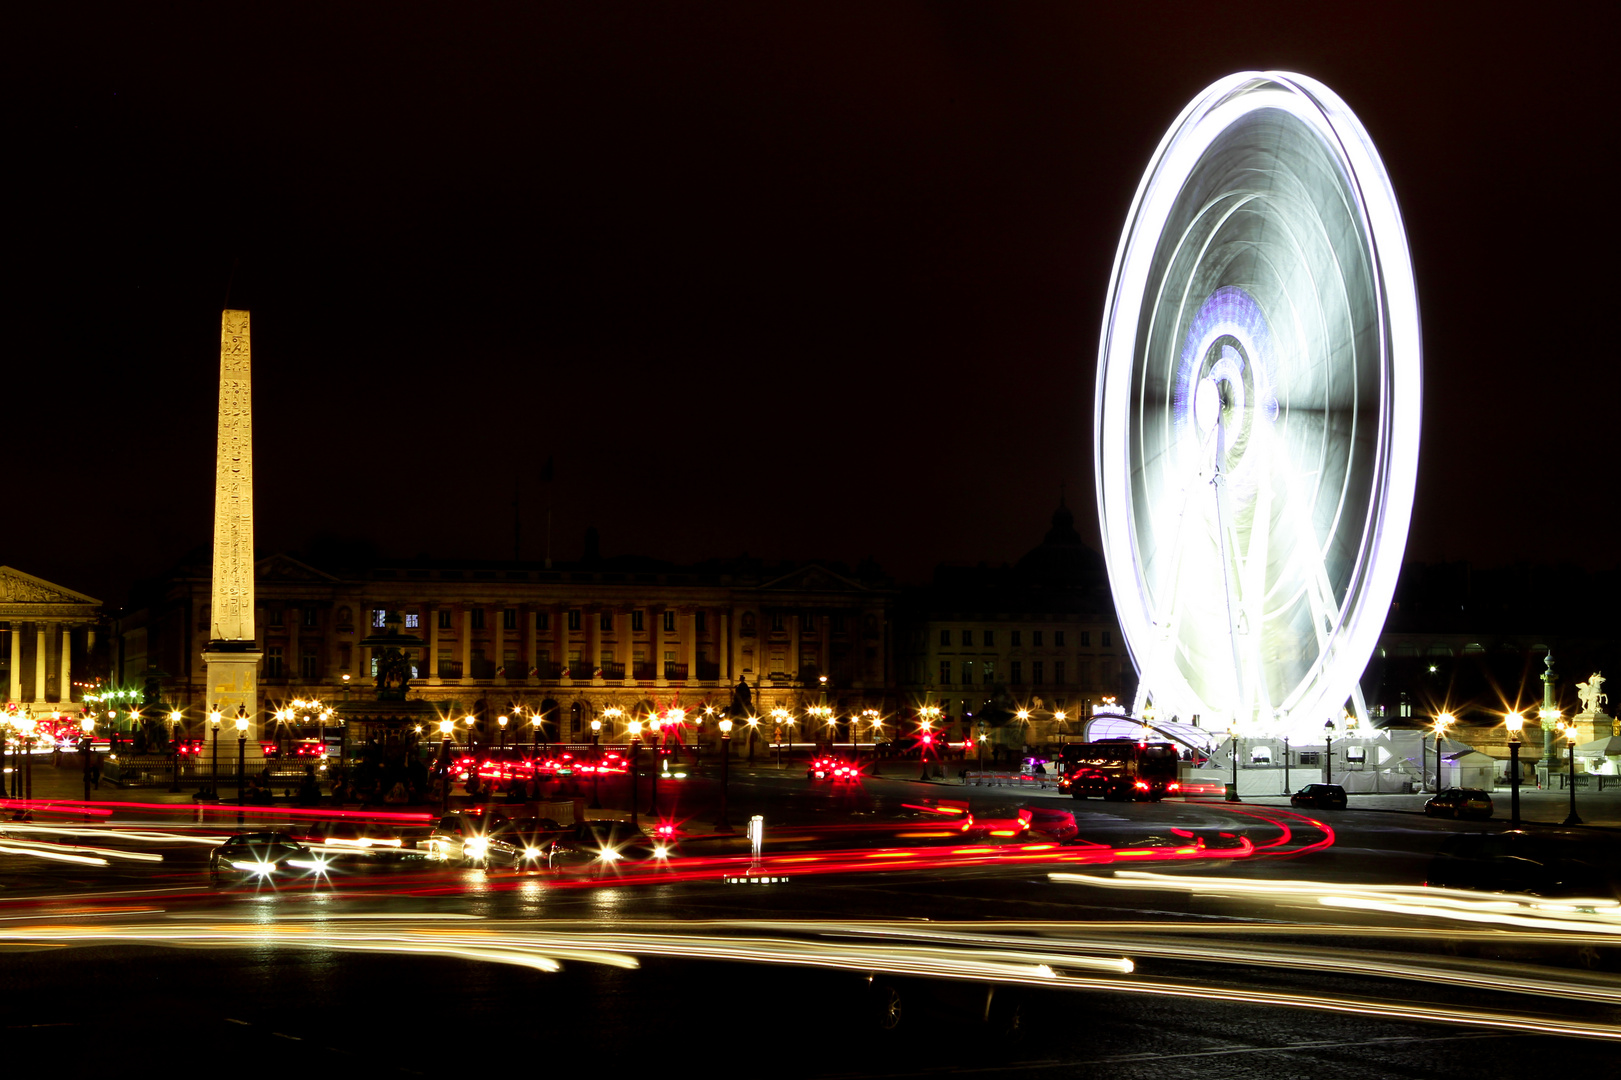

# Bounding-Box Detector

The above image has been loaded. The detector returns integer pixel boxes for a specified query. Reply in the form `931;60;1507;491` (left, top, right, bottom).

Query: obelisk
202;309;262;735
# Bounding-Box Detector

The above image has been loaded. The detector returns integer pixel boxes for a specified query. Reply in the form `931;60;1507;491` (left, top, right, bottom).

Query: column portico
458;607;473;686
427;605;442;685
684;610;697;685
652;607;666;687
59;624;71;704
9;624;20;702
35;625;47;706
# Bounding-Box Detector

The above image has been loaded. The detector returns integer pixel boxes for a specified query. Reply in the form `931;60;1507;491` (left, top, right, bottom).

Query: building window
1102;631;1112;647
471;609;486;631
695;611;707;633
1011;661;1022;683
600;612;614;633
1080;630;1090;646
438;610;452;630
982;661;995;683
339;645;352;671
1055;661;1066;685
663;610;676;633
372;609;387;628
370;655;378;677
536;611;550;631
1032;630;1043;647
802;614;816;633
300;649;319;680
1077;660;1090;689
961;661;975;684
1011;630;1021;647
503;609;517;631
1299;751;1321;766
403;613;418;629
302;607;318;628
266;647;283;679
1032;660;1044;685
984;630;994;647
940;660;952;685
1056;631;1067;647
771;613;785;633
961;630;974;647
599;650;614;668
664;650;676;663
632;611;645;632
269;608;284;628
770;653;786;674
940;629;950;646
567;610;582;631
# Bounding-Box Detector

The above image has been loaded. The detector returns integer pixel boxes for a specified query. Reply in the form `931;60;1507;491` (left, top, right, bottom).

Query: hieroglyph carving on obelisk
211;309;255;642
203;309;263;735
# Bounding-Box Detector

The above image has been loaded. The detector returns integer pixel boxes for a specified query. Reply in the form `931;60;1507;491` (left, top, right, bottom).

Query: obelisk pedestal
204;309;262;733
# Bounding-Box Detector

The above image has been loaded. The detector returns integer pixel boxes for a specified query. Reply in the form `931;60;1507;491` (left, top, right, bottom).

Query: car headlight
523;847;541;861
230;860;274;875
653;845;669;859
597;848;621;862
466;838;489;857
287;858;328;871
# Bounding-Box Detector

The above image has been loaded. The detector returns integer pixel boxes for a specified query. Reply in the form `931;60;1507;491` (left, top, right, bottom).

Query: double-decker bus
1058;739;1181;801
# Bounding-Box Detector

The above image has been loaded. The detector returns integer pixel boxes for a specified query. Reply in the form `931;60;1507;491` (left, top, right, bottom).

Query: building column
620;608;636;687
10;623;22;702
427;604;442;685
790;615;802;683
35;624;48;705
587;607;603;685
492;603;507;683
59;624;72;704
287;609;301;687
459;607;473;685
821;616;831;684
651;607;666;687
684;610;697;684
719;611;730;683
521;604;536;684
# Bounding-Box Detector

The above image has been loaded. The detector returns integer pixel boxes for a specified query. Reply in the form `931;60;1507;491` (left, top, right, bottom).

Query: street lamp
1429;712;1454;794
1504;711;1524;827
716;716;734;832
168;708;184;792
438;717;456;812
204;706;223;801
497;714;508;752
627;718;643;829
589;717;603;809
1226;723;1240;802
648;714;662;814
1556;713;1581;826
235;708;249;809
1322;718;1335;785
79;714;95;807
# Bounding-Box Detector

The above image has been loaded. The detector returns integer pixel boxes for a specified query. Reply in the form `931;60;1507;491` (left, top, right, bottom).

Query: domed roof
1015;496;1105;587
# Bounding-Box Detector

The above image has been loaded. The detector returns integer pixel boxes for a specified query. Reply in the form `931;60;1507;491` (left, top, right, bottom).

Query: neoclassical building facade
115;552;897;743
0;567;101;711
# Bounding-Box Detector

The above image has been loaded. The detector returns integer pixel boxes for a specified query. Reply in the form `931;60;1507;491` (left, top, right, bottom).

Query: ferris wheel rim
1094;71;1421;731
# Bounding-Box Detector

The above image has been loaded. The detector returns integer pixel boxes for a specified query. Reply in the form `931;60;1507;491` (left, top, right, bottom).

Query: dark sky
9;4;1615;608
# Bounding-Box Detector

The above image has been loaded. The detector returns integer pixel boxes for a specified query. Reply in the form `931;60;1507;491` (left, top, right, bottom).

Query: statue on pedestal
1577;672;1607;717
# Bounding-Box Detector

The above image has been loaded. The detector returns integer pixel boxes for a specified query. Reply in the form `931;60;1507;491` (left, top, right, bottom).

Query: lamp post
18;712;36;801
716;717;734;832
438;718;455;812
627;719;642;829
1226;724;1240;802
1428;712;1454;793
648;715;662;814
79;715;95;808
745;716;759;765
1504;712;1524;827
589;718;602;809
206;706;222;801
1322;718;1335;785
497;714;508;753
168;709;184;793
1558;715;1581;827
918;711;936;781
235;708;249;810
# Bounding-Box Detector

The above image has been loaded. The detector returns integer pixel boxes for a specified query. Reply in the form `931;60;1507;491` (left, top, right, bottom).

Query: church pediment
0;567;101;607
256;554;339;582
757;564;865;594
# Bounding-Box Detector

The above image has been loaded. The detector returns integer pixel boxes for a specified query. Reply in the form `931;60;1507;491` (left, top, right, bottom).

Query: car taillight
1135;780;1148;790
1168;782;1181;791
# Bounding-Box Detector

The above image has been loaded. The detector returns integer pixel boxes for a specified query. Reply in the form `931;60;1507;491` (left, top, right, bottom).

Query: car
808;756;859;782
1424;787;1494;820
1290;783;1348;810
543;821;662;870
209;831;328;882
301;820;417;859
427;809;535;867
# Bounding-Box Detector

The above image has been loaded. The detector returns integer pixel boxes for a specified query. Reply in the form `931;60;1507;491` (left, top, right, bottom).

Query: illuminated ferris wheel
1095;72;1421;732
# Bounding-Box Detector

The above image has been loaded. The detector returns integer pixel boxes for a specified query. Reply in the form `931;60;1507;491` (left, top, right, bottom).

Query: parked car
544;822;660;870
209;831;327;882
428;809;531;867
1289;783;1348;810
1424;787;1494;820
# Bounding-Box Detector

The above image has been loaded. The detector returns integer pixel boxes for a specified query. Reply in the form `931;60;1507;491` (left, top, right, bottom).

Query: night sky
9;4;1615;608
